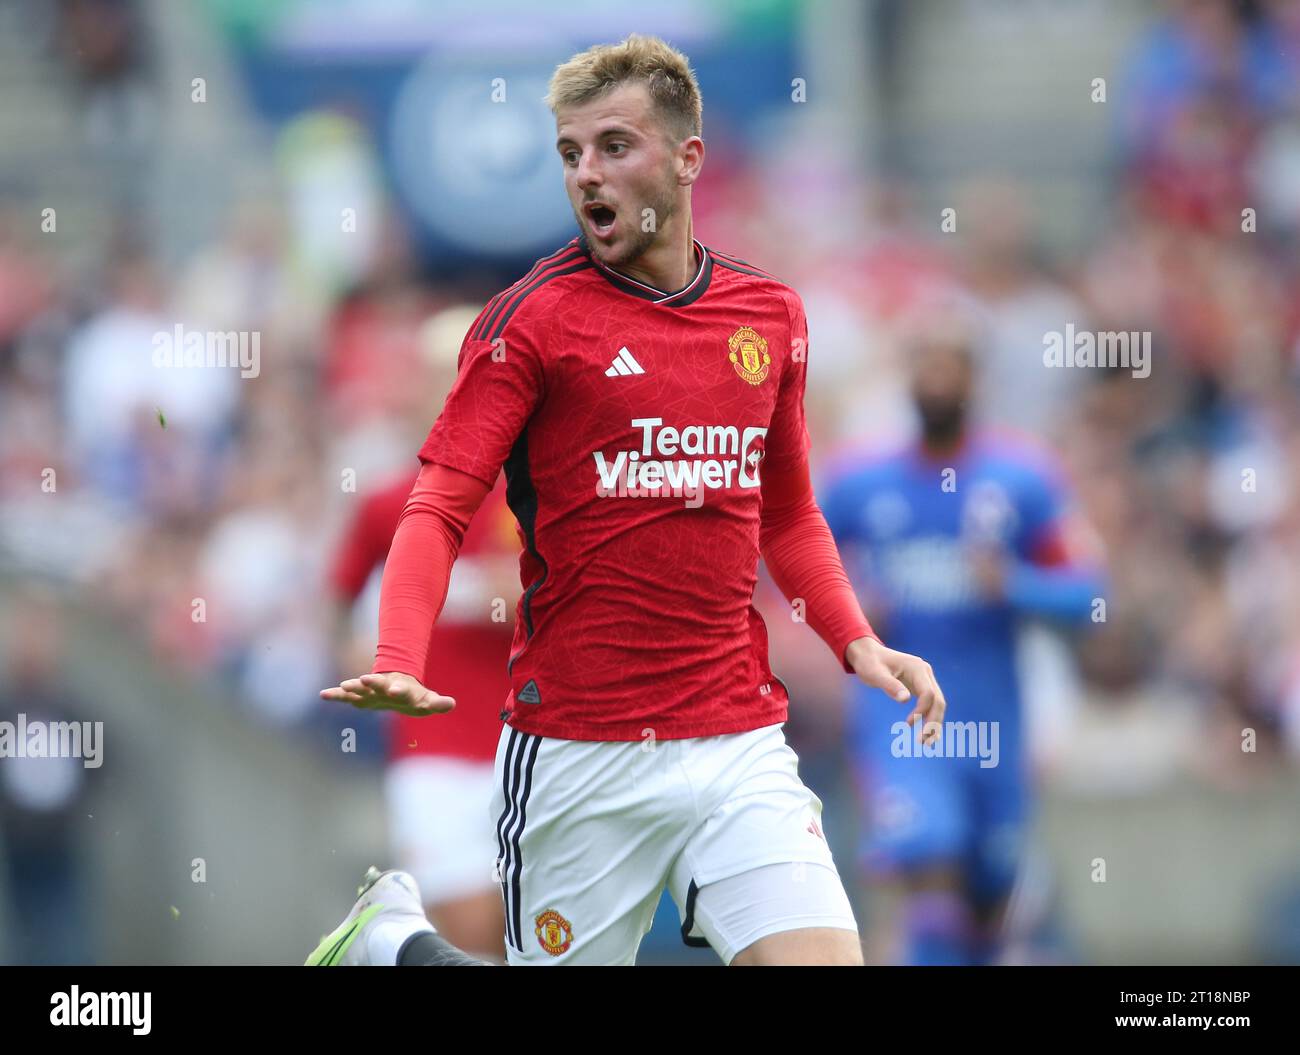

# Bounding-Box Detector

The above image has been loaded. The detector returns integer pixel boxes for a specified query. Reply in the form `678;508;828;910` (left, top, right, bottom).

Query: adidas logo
604;346;645;377
516;679;541;704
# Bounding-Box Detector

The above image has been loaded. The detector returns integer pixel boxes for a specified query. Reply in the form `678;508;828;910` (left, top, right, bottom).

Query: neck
610;213;696;293
919;430;967;460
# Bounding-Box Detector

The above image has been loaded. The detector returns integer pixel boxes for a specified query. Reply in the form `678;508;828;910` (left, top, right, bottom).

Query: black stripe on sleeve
486;259;592;343
474;243;584;341
710;254;775;281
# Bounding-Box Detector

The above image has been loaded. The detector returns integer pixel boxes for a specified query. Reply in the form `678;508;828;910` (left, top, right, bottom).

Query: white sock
367;917;435;965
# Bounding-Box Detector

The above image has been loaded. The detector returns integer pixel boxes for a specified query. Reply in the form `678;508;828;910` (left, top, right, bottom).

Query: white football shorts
489;721;858;965
385;756;499;904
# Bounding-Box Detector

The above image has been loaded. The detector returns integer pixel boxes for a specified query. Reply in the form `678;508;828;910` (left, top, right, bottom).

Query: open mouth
584;201;617;237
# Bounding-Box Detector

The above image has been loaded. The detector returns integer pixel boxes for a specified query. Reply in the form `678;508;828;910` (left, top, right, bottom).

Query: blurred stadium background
1;0;1299;965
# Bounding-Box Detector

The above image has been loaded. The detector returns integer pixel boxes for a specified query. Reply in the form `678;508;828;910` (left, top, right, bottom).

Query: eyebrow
555;125;640;150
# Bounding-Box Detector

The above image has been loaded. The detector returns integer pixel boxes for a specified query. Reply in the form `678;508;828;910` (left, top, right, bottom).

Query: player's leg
667;724;861;966
859;873;907;965
992;843;1074;964
491;727;693;965
963;749;1030;965
694;863;864;966
305;725;515;967
852;711;973;965
304;866;494;966
731;926;861;966
885;865;972;967
423;890;502;956
857;813;973;966
384;755;504;959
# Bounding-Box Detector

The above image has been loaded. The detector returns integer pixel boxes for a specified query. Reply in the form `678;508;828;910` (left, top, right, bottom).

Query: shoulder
468;238;596;344
973;427;1070;497
821;437;909;493
706;245;805;322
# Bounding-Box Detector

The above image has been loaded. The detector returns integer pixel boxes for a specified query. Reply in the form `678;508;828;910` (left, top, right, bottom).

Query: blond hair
546;34;702;141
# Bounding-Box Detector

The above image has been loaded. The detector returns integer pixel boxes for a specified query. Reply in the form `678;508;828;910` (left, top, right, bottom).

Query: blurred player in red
311;34;946;968
325;305;515;960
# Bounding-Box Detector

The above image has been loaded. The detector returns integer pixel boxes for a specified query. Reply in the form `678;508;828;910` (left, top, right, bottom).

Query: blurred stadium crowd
2;0;1300;962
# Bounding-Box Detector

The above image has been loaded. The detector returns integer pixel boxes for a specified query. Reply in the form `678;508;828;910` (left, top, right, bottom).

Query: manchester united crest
535;908;573;956
728;326;771;386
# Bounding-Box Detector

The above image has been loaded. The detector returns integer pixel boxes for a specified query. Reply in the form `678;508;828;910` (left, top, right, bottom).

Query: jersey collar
576;234;713;307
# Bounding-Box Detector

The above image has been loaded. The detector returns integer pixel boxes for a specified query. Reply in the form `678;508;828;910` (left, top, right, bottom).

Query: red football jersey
418;236;813;740
328;471;516;762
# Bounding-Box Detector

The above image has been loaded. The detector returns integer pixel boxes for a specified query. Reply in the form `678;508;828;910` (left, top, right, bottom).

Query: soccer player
820;315;1104;966
311;34;945;967
324;306;517;959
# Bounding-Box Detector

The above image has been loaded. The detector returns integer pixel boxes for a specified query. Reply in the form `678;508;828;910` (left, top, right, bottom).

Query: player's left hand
845;636;947;746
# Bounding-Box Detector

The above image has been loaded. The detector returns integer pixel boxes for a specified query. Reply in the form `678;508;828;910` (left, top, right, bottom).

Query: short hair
546;34;702;142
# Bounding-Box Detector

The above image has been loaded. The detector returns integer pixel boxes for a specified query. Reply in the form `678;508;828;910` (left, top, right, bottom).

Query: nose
574;147;602;192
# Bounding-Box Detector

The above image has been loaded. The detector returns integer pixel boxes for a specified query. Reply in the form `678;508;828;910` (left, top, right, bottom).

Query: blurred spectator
953;178;1090;443
0;588;97;965
55;0;156;152
61;247;240;514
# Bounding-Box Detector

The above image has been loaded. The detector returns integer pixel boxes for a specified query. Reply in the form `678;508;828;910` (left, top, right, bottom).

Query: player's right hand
845;636;947;746
319;672;456;717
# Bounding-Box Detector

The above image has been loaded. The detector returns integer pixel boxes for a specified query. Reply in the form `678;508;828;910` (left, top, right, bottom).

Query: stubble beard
580;182;678;273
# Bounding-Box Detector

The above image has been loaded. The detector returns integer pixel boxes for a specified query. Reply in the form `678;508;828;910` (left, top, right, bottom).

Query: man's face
911;342;973;442
555;83;682;270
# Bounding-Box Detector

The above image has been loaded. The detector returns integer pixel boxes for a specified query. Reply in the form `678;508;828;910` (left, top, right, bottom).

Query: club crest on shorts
535;909;573;956
728;326;771;386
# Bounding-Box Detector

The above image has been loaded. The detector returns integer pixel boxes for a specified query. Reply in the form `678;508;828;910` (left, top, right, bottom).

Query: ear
677;135;705;187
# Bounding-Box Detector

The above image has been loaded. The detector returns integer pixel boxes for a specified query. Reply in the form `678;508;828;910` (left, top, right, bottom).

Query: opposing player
325;307;517;960
821;315;1104;965
312;34;945;967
